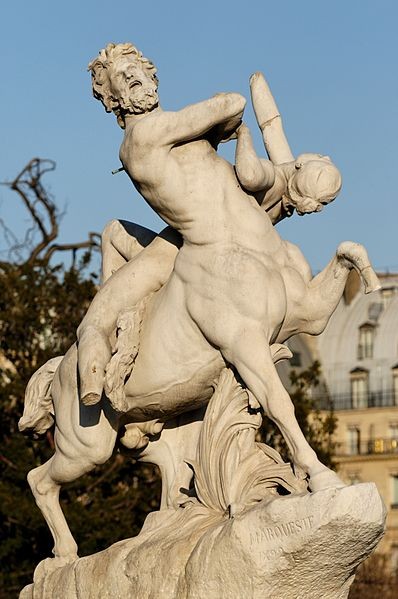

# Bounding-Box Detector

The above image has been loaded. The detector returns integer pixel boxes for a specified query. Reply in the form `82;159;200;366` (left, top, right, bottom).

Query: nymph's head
88;43;159;128
285;153;342;216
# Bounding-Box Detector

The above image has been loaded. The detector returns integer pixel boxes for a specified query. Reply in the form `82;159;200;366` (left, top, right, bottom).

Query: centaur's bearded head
88;43;159;129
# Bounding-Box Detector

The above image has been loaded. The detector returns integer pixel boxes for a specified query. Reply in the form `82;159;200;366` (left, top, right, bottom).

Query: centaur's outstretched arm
146;93;246;146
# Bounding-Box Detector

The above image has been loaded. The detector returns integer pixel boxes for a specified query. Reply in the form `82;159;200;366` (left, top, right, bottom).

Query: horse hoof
361;266;381;294
309;468;345;492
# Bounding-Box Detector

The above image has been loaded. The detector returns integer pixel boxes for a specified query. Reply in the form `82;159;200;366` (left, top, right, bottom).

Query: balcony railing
316;390;398;411
337;437;398;457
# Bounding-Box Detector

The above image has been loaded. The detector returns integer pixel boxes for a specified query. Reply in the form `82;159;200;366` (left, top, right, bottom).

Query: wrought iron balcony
316;390;398;411
336;437;398;457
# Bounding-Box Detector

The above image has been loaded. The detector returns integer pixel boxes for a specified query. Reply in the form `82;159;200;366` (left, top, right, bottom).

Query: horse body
122;279;224;420
111;234;307;420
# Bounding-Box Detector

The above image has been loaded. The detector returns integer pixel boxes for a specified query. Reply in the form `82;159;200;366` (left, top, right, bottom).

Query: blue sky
1;0;397;272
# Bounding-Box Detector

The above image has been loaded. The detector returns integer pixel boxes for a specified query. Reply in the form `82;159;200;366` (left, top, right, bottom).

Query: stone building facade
315;271;398;564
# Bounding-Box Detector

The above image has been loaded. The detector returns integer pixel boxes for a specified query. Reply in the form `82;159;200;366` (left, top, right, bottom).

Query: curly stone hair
288;153;342;205
88;43;158;128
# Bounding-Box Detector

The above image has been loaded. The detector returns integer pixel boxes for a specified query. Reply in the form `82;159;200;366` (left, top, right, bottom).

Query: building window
347;427;360;455
381;287;396;309
367;302;383;322
390;424;398;439
350;369;369;408
373;438;386;453
393;367;398;406
389;424;398;453
391;475;398;509
357;324;375;359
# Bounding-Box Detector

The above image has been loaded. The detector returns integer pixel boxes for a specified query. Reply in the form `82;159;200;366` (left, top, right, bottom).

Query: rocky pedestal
21;482;385;599
21;370;386;598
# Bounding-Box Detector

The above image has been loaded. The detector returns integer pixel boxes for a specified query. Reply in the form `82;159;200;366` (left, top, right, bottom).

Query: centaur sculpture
20;43;380;563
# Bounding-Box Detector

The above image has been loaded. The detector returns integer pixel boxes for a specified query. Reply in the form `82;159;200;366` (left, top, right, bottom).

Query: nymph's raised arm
235;123;275;192
153;93;246;146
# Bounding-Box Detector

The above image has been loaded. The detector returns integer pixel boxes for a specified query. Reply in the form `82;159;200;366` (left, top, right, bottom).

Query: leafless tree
0;158;100;268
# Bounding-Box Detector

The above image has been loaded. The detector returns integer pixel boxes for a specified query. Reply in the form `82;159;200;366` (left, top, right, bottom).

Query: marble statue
19;43;385;598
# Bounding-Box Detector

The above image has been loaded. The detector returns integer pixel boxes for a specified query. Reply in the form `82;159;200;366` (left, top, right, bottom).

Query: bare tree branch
0;217;24;262
1;158;100;266
42;233;101;262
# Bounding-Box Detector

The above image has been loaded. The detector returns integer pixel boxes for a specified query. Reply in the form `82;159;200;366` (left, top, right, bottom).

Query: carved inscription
250;515;314;546
260;546;284;561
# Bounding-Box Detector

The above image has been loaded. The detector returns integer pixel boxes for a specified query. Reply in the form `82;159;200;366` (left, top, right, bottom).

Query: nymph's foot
309;467;345;492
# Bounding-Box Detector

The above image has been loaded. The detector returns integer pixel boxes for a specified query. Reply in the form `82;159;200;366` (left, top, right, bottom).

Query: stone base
21;483;385;599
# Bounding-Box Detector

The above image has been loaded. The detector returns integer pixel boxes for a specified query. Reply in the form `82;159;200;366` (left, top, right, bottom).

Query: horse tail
18;355;64;436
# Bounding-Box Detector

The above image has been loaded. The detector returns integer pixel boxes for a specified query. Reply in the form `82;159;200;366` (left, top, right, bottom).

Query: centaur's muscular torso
119;100;313;421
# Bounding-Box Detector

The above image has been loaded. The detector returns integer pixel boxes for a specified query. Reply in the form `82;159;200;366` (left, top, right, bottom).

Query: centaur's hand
204;92;245;144
218;114;243;142
208;114;243;146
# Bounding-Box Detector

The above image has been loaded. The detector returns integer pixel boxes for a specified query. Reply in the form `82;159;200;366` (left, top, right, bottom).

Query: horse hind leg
221;326;344;491
28;456;78;561
28;446;110;562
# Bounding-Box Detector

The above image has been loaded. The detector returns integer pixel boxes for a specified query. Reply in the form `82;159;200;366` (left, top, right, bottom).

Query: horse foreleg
337;241;380;293
136;414;203;509
298;241;380;336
